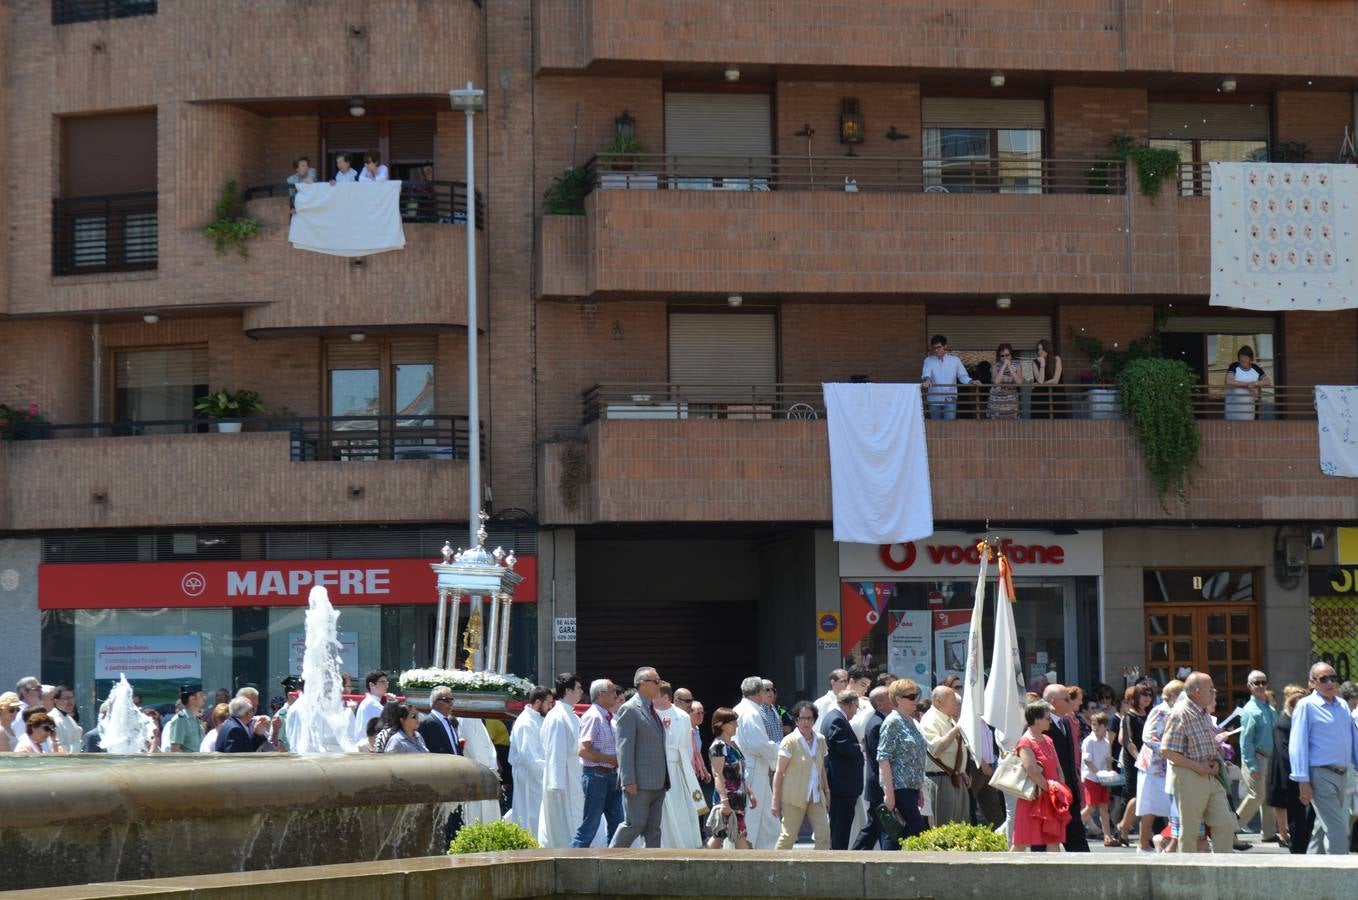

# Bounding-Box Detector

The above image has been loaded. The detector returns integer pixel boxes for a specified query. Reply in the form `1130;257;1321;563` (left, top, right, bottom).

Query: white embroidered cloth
1317;385;1358;477
1210;162;1358;311
289;181;406;257
822;382;933;544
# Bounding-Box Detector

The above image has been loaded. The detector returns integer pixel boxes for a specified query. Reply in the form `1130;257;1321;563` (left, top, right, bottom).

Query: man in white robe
734;675;781;850
505;686;552;835
459;715;505;824
813;669;849;733
655;683;703;848
537;673;586;848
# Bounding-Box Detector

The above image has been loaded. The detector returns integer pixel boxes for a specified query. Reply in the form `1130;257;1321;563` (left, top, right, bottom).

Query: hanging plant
204;180;263;256
543;167;590;215
1109;135;1181;201
1117;358;1200;503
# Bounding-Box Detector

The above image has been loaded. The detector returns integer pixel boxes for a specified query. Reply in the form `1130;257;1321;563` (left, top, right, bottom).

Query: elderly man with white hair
919;683;971;825
571;677;625;847
735;675;781;849
216;696;269;753
1235;669;1277;840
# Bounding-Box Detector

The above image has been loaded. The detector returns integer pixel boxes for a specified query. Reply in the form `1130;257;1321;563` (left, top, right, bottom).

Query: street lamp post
449;81;486;549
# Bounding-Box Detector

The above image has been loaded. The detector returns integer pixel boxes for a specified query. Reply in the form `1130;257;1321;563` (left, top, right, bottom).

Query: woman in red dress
1012;700;1072;851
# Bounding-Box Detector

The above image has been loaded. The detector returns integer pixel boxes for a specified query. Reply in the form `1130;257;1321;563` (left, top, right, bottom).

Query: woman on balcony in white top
359;151;390;183
330;153;359;184
1224;345;1271;421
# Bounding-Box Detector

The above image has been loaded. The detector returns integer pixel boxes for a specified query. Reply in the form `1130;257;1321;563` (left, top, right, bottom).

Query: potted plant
0;402;51;441
194;389;264;432
204;180;263;257
1067;328;1162;420
602;133;643;172
1109;134;1181;200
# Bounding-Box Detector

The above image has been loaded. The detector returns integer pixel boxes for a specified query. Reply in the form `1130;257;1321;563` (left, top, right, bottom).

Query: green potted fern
194;389;264;433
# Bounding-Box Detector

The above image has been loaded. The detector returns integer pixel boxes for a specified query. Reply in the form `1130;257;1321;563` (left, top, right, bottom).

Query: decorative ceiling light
995;296;1012;310
724;67;740;83
1220;78;1237;93
990;71;1006;88
349;330;366;342
349;98;366;117
142;313;160;324
727;295;743;308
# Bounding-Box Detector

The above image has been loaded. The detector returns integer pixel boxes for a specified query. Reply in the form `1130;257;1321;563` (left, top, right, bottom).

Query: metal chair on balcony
785;402;819;420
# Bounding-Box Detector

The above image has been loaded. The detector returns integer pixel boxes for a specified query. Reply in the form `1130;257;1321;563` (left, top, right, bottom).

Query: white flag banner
983;554;1026;751
958;544;988;757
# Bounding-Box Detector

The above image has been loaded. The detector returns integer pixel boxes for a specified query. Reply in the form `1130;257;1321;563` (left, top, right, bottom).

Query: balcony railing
52;0;156;24
583;154;1126;195
583;383;1318;423
1175;161;1214;197
244;181;485;229
51;192;158;276
27;415;481;461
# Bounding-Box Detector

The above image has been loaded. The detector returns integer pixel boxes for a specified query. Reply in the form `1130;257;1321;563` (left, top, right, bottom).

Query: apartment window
325;338;439;460
1160;315;1277;386
322;118;435;182
664;92;772;186
52;0;156;25
922;99;1045;194
1149;102;1269;195
55;111;158;275
665;311;778;417
113;347;208;434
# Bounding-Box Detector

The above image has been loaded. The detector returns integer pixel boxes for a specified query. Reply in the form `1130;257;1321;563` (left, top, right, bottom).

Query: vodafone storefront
838;530;1103;689
39;558;537;715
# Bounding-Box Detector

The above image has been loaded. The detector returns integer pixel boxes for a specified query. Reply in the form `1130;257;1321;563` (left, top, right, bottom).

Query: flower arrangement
398;667;535;699
0;402;50;441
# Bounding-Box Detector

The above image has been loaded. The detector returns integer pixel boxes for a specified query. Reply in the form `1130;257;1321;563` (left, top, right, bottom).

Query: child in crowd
1081;711;1116;846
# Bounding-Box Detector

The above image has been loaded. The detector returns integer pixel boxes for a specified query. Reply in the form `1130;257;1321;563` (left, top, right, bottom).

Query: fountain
286;586;360;753
98;673;156;754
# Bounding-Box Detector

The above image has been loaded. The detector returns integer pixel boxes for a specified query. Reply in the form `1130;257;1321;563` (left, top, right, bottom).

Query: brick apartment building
2;0;1358;718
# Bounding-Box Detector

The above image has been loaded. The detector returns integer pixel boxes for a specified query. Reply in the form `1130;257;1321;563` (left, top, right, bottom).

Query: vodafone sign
841;530;1102;578
39;557;537;610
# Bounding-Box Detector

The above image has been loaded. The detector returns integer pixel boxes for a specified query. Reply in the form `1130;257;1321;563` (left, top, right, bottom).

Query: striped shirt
579;703;616;768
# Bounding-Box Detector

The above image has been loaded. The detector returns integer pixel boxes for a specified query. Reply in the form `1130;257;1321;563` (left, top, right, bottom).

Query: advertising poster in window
288;632;359;679
932;610;973;684
887;611;930;683
1308;567;1358;682
840;581;898;668
94;635;203;709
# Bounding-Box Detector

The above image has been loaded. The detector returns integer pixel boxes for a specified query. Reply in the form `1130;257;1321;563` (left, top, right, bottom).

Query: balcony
538;383;1353;525
0;416;477;531
52;0;155;25
51;193;158;277
537;0;1358;79
539;154;1207;300
242;181;485;230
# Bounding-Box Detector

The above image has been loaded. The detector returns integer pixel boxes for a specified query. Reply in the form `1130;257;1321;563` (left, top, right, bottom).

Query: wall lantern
615;111;636;142
839;98;864;145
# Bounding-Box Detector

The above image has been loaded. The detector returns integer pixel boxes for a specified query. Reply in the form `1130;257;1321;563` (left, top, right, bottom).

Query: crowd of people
8;659;1357;856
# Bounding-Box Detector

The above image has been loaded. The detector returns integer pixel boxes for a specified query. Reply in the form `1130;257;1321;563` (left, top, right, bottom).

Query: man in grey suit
609;666;671;848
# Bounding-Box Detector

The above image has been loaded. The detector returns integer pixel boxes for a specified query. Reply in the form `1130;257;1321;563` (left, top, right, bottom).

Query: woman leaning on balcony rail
987;343;1023;419
1224;345;1272;421
1031;339;1063;420
360;151;390;183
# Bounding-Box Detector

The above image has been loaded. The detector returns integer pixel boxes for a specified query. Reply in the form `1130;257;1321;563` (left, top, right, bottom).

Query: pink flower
27;403;38;416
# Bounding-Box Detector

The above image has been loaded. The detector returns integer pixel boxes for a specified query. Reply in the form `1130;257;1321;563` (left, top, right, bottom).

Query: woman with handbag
1013;700;1072;851
705;707;756;849
876;679;929;846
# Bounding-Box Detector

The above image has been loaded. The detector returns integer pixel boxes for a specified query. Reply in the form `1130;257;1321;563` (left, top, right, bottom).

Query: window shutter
921;99;1046;129
925;315;1054;356
389;337;437;364
1149;103;1270;141
62;111;157;197
664;92;772;178
668;313;777;387
325;341;381;370
324;120;381;150
388;120;435;163
114;347;208;389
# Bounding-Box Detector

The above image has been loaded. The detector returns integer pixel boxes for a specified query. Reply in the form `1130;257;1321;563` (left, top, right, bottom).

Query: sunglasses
1249;680;1268;687
901;693;919;701
1316;674;1340;685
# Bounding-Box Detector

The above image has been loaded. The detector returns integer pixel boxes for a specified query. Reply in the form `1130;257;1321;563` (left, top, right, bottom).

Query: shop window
55;110;158;275
112;346;208;433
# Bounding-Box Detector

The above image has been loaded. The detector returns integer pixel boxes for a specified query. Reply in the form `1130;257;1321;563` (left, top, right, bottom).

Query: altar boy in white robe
655;682;704;848
459;714;505;824
734;675;781;850
537;673;586;848
506;685;552;835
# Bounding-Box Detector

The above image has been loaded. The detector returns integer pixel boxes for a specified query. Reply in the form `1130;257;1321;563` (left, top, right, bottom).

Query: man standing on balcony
920;335;972;420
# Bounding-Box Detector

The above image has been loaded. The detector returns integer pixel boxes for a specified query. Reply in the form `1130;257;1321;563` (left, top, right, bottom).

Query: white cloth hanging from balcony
289;181;406;257
1210;162;1358;311
823;382;933;544
1316;386;1358;477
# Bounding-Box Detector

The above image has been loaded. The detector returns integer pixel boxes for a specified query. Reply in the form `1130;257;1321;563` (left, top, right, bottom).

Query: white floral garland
398;667;534;699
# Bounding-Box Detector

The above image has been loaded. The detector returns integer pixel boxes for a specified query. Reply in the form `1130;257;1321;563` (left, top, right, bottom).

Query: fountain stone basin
0;752;500;891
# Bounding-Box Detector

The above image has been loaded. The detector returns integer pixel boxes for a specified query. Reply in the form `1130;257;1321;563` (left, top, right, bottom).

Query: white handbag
989;750;1039;801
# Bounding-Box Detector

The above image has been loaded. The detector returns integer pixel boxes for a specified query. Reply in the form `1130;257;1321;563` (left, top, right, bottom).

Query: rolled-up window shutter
668;313;777;387
1149;103;1269;140
389;337;437;364
114;347;207;388
922;99;1046;129
664;93;772;178
325;120;381;150
388;120;435;162
325;342;381;369
925;315;1053;354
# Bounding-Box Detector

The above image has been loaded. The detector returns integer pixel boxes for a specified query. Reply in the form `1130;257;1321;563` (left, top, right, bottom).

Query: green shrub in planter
902;823;1009;852
448;820;539;854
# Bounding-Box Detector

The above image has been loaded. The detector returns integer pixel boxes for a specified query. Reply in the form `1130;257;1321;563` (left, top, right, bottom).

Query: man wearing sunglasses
1288;662;1358;854
1235;670;1277;842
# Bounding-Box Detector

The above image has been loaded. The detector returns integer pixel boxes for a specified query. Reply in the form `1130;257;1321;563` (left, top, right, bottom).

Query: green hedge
902;823;1009;852
448;820;539;854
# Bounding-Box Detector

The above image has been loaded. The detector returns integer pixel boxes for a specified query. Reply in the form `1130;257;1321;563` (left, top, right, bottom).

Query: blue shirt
921;353;972;397
876;710;926;790
1288;693;1358;781
1238;695;1276;772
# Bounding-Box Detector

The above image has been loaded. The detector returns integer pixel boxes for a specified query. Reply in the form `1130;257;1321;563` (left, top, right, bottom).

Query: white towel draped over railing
288;181;406;257
822;382;933;544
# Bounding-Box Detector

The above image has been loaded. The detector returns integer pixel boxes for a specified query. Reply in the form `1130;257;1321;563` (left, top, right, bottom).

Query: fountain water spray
100;673;155;754
287;586;360;753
